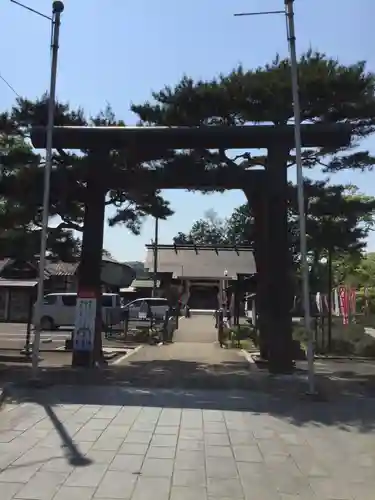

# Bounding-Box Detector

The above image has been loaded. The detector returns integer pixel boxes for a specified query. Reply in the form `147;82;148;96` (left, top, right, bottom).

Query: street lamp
234;0;315;394
10;0;64;379
152;217;159;298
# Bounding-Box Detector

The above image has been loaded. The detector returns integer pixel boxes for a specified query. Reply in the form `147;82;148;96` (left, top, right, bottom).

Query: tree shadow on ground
1;358;375;432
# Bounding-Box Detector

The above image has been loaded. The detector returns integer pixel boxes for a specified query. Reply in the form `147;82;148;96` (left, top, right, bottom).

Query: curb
314;355;375;361
104;352;118;361
111;345;144;365
240;349;260;370
0;383;13;410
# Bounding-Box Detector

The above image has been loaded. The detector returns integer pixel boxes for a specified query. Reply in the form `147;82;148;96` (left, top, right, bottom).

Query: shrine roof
144;244;256;279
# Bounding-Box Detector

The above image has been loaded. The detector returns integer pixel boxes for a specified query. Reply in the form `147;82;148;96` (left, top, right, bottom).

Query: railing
104;307;178;344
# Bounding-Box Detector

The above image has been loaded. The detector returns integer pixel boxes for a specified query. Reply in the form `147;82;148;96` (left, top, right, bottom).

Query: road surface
0;323;127;351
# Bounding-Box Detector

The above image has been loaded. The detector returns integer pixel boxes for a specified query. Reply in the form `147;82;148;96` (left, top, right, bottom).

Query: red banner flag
338;286;349;325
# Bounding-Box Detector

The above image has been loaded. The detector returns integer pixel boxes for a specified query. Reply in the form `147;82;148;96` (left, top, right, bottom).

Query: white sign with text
73;297;96;352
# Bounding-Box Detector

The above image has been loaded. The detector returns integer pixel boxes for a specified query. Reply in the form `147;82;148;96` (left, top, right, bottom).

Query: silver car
122;297;169;321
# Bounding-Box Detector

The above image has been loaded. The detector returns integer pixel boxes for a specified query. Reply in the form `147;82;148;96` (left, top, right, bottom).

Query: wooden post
248;187;270;360
265;146;294;373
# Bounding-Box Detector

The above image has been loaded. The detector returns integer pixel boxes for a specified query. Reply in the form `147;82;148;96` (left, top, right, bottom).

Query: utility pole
327;246;333;351
284;0;315;394
152;217;159;297
10;1;65;379
234;0;315;393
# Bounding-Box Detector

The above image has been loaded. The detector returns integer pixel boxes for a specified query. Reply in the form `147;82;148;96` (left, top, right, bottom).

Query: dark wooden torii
31;124;351;373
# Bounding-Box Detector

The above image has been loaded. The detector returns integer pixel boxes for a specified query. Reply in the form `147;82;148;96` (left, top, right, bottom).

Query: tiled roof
45;261;79;276
0;258;12;274
132;279;154;288
102;255;120;264
0;279;38;288
124;261;150;279
144;245;256;279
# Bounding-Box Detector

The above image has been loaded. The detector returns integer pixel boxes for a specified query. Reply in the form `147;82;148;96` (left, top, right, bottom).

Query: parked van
33;292;122;330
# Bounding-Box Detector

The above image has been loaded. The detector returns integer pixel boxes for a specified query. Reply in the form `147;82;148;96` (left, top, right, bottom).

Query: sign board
73;293;96;352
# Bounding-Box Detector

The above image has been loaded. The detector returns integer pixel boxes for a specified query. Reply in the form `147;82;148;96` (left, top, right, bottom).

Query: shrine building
144;244;256;310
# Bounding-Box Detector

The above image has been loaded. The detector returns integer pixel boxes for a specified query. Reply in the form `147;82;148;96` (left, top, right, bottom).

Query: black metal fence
104;306;178;344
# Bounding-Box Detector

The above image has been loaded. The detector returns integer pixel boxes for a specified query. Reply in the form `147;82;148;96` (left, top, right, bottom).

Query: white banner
73;297;96;352
315;292;322;313
333;288;340;316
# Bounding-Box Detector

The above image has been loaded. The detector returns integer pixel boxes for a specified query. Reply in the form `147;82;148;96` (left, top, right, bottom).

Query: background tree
102;249;114;260
174;205;254;246
132;51;375;356
0;121;81;261
0;96;174;261
334;252;375;288
132;51;375;180
289;181;375;292
174;209;230;245
173;182;375;268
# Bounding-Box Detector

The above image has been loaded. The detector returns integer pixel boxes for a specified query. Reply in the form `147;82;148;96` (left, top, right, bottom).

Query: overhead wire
0;71;21;98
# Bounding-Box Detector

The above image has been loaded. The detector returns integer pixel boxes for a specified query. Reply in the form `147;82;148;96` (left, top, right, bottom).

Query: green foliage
334;253;375;294
173;183;375;269
174;206;254;246
294;316;375;357
290;181;375;269
0;96;174;260
137;50;375;275
132;51;375;179
174;209;230;245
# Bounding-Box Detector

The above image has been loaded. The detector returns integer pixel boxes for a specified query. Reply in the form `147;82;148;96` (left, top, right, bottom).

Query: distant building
0;257;135;322
119;261;155;302
144;244;256;310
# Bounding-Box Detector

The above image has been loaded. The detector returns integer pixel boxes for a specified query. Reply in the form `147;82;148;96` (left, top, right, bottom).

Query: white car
122;297;170;321
34;292;122;330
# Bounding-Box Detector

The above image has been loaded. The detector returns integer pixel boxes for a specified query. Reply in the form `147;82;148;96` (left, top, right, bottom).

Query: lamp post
152;217;159;297
10;0;64;379
319;252;333;351
234;0;315;393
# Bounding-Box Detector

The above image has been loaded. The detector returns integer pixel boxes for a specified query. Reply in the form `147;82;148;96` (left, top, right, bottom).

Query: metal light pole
284;0;315;394
234;0;315;393
327;246;333;351
152;217;159;297
11;0;64;379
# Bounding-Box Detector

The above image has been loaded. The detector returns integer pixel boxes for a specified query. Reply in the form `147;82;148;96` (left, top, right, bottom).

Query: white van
34;292;122;330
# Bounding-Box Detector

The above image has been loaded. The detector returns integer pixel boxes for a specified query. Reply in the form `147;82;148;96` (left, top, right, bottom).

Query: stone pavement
1;385;375;499
106;314;254;390
174;315;217;343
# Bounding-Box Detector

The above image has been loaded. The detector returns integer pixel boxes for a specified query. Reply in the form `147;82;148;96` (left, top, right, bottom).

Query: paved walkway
110;315;253;390
1;315;375;498
174;315;217;343
1;385;375;499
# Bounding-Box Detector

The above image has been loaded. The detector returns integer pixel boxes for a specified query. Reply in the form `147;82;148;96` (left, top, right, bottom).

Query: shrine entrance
31;123;351;374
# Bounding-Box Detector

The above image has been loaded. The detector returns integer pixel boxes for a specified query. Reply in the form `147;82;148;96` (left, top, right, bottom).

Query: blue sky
0;0;374;262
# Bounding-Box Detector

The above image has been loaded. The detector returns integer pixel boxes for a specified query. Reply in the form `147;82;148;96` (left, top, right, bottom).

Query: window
43;295;57;305
128;300;141;309
148;299;168;307
61;295;77;306
115;295;121;307
101;295;113;308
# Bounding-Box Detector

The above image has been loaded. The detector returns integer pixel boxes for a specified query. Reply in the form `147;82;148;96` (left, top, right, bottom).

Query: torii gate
31;123;351;373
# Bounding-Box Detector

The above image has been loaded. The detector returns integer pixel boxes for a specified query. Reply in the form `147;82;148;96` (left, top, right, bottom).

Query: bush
329;338;354;355
293;317;375;356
